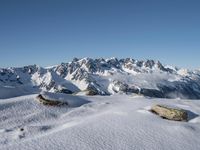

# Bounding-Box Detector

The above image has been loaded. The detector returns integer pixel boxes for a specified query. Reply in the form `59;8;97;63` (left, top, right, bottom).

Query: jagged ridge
1;57;200;99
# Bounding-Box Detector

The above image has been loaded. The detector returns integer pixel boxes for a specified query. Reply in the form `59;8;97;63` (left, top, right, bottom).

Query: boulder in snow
36;94;68;106
151;104;188;121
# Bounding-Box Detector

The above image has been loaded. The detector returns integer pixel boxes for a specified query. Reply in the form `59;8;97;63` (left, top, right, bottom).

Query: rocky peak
1;57;200;99
22;65;40;74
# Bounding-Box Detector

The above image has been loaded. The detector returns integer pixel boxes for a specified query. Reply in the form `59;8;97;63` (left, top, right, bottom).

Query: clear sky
0;0;200;69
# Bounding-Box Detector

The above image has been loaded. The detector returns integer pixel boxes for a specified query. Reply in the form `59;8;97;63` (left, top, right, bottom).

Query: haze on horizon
0;0;200;69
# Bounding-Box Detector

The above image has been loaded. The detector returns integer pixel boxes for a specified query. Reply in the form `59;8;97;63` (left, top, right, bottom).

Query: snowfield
0;93;200;150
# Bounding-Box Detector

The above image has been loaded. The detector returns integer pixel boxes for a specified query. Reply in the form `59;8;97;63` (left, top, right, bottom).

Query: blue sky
0;0;200;68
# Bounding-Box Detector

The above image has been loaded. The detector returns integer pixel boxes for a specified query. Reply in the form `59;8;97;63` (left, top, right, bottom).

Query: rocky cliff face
1;58;200;99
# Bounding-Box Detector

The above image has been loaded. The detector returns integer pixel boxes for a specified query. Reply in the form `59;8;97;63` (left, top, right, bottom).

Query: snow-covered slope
0;94;200;150
1;58;200;99
1;58;200;149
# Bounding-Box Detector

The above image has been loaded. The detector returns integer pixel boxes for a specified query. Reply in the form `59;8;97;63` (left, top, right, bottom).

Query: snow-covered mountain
1;57;200;99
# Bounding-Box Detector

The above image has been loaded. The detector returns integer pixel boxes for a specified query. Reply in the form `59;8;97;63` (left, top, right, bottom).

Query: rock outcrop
151;104;188;121
36;94;68;106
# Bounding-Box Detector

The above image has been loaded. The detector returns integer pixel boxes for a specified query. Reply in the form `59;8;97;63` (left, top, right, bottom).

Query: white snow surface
0;93;200;150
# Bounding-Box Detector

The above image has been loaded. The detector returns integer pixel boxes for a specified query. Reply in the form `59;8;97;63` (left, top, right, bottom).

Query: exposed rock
112;80;129;93
83;89;99;96
151;104;188;121
36;94;68;106
144;60;155;68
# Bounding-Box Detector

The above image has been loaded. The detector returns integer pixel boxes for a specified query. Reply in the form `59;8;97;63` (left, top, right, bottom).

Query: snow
40;92;90;107
0;94;200;150
0;85;39;99
177;69;189;76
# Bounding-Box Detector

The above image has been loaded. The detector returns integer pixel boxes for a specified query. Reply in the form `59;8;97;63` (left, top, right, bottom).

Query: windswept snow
0;94;200;150
40;92;90;107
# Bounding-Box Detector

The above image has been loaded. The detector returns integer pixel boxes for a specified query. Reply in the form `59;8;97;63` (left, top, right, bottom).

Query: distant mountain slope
1;58;200;99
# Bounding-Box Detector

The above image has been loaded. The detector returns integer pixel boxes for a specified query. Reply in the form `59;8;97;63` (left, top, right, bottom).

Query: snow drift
0;94;200;150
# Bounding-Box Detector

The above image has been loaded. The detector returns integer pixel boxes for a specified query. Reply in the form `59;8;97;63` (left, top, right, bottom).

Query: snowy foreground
0;94;200;150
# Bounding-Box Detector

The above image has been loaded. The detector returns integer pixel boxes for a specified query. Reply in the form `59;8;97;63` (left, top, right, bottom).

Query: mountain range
1;57;200;99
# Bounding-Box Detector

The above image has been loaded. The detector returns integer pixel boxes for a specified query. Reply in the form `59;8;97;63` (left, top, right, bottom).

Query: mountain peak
0;57;200;99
